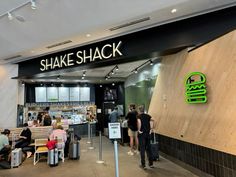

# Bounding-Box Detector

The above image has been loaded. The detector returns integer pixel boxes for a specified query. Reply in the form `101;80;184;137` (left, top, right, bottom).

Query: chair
33;139;48;165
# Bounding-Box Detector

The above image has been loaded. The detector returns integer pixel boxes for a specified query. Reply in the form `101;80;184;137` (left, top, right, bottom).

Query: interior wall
0;64;18;128
149;30;236;155
124;62;159;114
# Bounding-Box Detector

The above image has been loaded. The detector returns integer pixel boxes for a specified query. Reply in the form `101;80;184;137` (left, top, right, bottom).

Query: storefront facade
1;5;236;176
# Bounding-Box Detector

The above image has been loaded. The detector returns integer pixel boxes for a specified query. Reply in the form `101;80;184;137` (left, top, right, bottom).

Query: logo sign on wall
40;41;123;72
184;72;207;104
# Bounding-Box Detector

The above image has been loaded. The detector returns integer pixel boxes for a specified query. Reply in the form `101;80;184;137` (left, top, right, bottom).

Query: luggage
11;148;23;168
69;141;80;160
0;161;11;169
47;149;59;167
150;133;159;161
68;130;80;160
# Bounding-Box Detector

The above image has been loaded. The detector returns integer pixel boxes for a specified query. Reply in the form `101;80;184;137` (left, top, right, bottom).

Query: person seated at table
15;123;32;149
0;129;11;161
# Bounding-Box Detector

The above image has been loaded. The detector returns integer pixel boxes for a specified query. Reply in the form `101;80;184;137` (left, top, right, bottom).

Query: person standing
109;107;119;123
137;105;154;169
126;104;138;155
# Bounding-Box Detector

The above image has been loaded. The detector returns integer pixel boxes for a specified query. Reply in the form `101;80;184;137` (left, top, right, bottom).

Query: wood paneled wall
149;30;236;155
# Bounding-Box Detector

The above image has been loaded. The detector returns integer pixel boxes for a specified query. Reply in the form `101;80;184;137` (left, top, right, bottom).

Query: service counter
69;122;96;137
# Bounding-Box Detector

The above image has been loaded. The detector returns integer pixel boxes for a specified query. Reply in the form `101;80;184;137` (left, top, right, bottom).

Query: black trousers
15;139;30;149
0;146;11;160
139;133;153;166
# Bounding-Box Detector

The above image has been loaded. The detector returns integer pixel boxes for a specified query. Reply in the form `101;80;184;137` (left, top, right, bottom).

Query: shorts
128;129;138;137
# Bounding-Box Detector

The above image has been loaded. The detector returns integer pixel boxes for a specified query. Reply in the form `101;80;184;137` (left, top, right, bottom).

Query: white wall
0;64;18;128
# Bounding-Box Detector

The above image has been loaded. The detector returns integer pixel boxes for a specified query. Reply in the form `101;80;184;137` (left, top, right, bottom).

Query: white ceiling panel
0;0;235;64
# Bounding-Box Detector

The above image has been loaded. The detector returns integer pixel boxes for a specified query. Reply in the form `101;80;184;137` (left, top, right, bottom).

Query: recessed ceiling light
7;12;13;20
86;34;91;37
31;50;35;53
31;0;37;10
115;66;119;71
171;9;177;13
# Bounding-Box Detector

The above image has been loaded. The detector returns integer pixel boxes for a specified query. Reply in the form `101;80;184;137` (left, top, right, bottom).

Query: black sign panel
18;6;236;78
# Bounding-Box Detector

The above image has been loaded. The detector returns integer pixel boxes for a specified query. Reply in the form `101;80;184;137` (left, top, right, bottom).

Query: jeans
139;133;153;166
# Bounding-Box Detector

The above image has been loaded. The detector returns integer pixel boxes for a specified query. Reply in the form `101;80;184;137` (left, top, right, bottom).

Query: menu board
47;87;58;102
58;87;69;102
70;87;80;101
35;86;91;102
35;87;47;102
80;87;90;101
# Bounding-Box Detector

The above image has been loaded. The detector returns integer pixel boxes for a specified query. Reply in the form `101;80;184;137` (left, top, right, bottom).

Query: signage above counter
40;41;123;71
16;6;236;78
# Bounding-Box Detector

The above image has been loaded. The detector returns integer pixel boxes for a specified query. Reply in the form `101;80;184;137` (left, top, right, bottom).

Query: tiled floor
0;136;200;177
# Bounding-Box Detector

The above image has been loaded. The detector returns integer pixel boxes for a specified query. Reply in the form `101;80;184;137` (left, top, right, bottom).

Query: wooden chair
33;139;48;165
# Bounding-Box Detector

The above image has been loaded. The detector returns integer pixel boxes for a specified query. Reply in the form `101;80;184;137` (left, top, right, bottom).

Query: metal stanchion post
88;124;95;150
114;140;119;177
87;122;91;144
96;131;105;164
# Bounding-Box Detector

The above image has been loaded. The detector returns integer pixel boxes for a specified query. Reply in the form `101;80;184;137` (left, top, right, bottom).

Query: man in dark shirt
126;104;138;155
15;123;32;149
137;105;154;169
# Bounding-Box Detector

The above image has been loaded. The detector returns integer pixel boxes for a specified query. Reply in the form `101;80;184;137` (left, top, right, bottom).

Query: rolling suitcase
11;148;22;168
69;141;80;160
68;130;80;160
150;133;159;161
48;149;59;167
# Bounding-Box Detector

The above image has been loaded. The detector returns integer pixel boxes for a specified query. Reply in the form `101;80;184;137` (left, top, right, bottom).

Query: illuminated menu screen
35;86;91;102
35;87;47;102
58;87;69;102
80;87;90;101
70;87;80;101
47;87;58;102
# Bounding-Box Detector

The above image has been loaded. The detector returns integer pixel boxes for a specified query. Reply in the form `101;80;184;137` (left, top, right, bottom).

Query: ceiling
1;0;236;83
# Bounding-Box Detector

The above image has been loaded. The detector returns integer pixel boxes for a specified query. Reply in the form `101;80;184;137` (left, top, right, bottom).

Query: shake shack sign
40;41;123;71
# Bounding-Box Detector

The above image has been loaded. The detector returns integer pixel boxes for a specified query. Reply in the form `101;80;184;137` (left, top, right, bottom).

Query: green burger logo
185;72;207;104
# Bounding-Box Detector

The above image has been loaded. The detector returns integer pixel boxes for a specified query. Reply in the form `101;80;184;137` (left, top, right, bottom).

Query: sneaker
127;151;134;156
149;165;154;168
140;165;147;170
134;150;139;155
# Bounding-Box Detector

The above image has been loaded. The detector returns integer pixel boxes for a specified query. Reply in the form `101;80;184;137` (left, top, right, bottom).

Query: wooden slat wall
149;30;236;155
